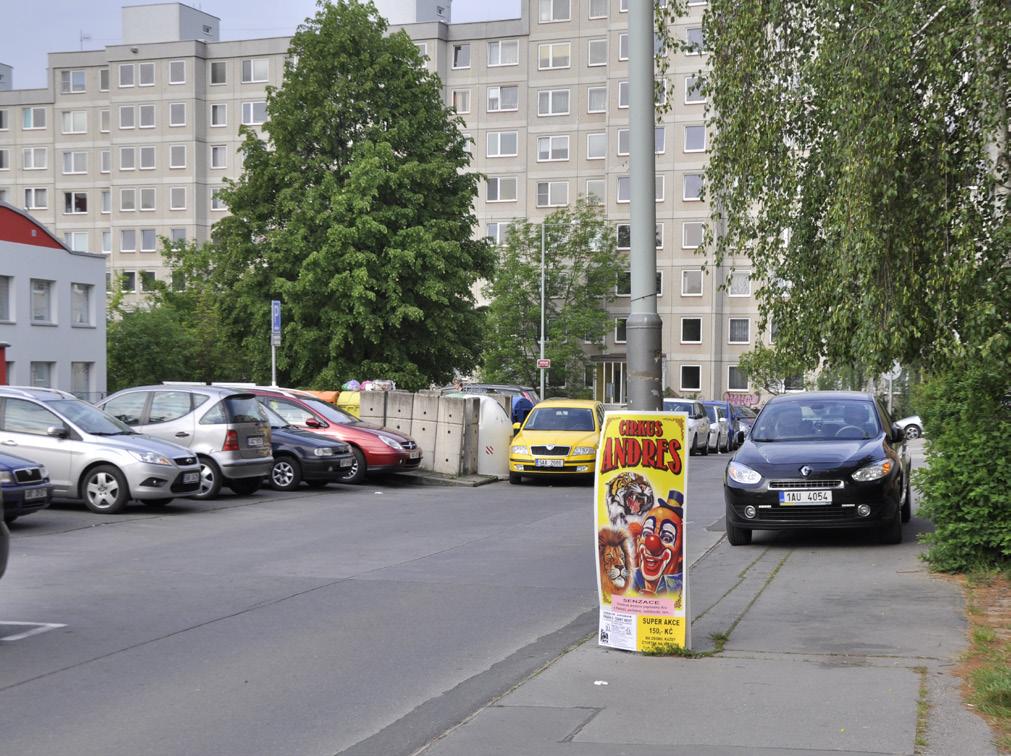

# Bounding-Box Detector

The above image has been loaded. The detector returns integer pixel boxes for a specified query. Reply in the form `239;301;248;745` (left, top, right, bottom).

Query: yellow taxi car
508;399;604;484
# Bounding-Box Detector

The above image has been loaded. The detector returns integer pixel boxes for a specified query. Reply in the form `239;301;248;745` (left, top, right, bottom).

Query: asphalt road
0;450;733;756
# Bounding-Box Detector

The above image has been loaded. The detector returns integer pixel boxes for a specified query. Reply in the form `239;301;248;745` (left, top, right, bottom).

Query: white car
703;404;731;453
896;415;923;439
663;399;711;456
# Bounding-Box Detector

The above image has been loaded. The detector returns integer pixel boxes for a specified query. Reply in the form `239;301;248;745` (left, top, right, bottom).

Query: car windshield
664;401;694;414
751;399;882;441
524;407;596;432
303;398;358;425
49;399;134;435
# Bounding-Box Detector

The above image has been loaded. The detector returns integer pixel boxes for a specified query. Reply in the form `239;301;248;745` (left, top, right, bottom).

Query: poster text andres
594;412;689;653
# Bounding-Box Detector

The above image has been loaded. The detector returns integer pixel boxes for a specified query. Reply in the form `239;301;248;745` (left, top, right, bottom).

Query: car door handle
175;432;190;438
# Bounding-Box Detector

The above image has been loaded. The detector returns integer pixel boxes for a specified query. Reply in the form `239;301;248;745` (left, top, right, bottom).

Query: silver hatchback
0;386;202;514
99;385;272;499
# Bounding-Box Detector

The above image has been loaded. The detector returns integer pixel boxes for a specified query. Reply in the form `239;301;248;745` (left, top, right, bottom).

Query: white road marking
0;621;67;642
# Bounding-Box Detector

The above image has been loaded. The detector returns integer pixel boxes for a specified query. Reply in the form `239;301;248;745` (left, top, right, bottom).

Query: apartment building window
121;230;137;252
536;180;568;207
616;271;662;297
616;223;662;250
71;362;93;396
169;60;186;84
121;271;137;291
451;89;470;114
538;42;570;70
139;146;156;170
684;124;706;152
536;134;569;161
486;176;517;202
617;127;665;155
64;191;87;214
487;40;518;66
655;175;666;202
589;0;608;19
101;230;112;254
140;229;157;252
170;228;187;243
681;365;702;392
71;283;93;326
618;33;629;61
615;318;627;344
139;187;156;210
62;110;87;134
96;150;109;173
99;68;109;91
587;38;607;66
24;188;47;209
170;144;186;169
120;146;136;170
139;62;155;86
415;42;428;58
60;70;86;94
210;61;227;85
0;149;8;170
30;279;54;323
100;109;110;132
120;188;136;211
139;104;156;128
486;222;508;245
682;269;703;296
30;362;53;388
0;110;6;130
119;63;135;87
728;366;748;392
63;232;88;251
170;186;186;210
620;0;629;11
586;132;606;159
0;276;10;321
617;176;631;203
452;43;471;69
241;58;269;83
539;0;570;22
242;101;267;125
683;222;704;248
486;131;518;158
140;271;157;291
211;189;227;210
487;85;519;112
22;147;47;170
585;179;605;204
537;89;569;116
210;104;227;127
587;85;607;113
685;75;705;103
22;107;46;129
729;318;751;344
617;81;629;108
681;317;702;344
210;144;227;169
729;271;752;296
169;103;186;127
101;189;111;213
119;105;135;129
684;173;703;201
686;27;706;54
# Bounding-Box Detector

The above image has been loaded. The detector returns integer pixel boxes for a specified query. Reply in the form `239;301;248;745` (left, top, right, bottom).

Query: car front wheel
83;465;130;514
270;456;302;492
191;457;223;500
726;520;752;546
339;447;367;484
903;424;921;440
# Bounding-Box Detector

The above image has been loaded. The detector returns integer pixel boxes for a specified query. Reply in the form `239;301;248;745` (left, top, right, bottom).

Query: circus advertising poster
594;411;689;653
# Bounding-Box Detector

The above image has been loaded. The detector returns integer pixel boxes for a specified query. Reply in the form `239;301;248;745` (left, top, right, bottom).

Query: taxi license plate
247;436;264;447
183;472;200;484
779;490;833;505
409;450;422;459
25;488;48;500
535;459;564;468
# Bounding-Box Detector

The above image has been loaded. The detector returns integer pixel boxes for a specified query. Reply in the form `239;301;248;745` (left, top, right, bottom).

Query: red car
240;387;422;483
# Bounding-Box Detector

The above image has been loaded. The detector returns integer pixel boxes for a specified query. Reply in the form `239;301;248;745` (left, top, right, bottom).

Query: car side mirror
47;425;69;439
891;423;904;443
736;430;745;445
305;417;324;429
512;422;520;432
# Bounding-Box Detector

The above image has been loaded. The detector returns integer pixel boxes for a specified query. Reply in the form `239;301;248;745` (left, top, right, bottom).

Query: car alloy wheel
338;447;367;484
83;465;130;514
191;457;223;500
904;424;921;440
270;457;302;492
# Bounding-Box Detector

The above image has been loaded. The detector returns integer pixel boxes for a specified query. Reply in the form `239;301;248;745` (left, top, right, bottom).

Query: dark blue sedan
0;451;53;524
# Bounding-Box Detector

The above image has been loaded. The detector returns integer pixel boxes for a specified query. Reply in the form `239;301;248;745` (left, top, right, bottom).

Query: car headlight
572;446;596;456
378;435;404;450
0;471;11;483
511;445;529;455
38;465;48;479
128;450;172;466
727;461;762;485
313;447;334;457
852;459;893;482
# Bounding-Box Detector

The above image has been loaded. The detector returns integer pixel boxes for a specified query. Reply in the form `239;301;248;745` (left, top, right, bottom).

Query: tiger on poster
594;412;689;653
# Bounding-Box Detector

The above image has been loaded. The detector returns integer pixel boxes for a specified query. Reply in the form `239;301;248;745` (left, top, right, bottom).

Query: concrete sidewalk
418;515;998;755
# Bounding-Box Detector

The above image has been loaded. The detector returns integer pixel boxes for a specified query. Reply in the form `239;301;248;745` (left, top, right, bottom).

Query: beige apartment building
0;0;764;403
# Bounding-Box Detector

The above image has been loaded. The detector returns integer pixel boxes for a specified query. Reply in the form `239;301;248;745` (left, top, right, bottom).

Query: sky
1;0;522;90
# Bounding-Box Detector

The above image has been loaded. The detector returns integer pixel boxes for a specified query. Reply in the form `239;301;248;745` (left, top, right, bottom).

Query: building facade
0;201;107;398
0;0;764;404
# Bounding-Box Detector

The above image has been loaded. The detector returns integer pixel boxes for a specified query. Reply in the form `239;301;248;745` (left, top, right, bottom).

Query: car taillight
222;430;239;451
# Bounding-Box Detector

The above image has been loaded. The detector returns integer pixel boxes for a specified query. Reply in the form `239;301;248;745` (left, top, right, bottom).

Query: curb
395;471;502;488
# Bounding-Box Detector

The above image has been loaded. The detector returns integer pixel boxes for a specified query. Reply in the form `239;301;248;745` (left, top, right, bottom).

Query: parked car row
0;382;424;518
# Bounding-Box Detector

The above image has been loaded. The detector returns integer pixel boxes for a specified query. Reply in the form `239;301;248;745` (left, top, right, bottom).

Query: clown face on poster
594;411;689;652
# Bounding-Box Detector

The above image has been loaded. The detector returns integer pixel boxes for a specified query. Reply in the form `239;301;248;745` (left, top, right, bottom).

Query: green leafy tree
208;0;492;390
481;199;623;397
